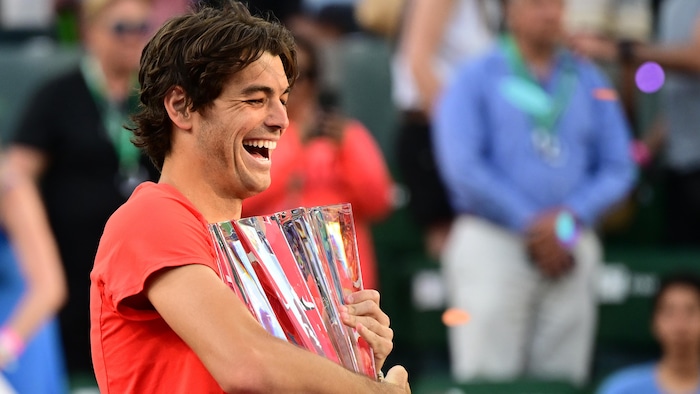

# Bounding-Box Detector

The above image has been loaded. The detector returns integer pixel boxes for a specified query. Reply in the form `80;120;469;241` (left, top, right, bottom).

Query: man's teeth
243;140;277;150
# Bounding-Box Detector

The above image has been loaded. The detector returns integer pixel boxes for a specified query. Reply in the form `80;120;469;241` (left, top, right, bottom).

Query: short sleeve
93;185;218;320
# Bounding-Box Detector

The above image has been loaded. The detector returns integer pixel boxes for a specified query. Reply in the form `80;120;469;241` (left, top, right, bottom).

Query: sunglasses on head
111;21;150;37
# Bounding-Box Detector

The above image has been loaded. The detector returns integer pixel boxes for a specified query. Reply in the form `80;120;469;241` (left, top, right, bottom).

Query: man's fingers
544;253;575;279
346;300;390;327
354;316;393;340
346;289;380;305
346;290;390;327
385;365;410;392
342;311;393;343
529;231;575;279
357;323;393;371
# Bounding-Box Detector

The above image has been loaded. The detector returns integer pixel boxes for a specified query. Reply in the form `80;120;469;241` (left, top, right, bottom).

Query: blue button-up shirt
433;45;636;232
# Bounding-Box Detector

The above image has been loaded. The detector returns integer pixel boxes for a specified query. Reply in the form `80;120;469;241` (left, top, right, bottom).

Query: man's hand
525;210;575;279
340;289;393;372
384;365;411;393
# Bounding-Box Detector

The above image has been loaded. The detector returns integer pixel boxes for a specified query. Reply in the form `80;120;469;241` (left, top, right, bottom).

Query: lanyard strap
501;35;578;136
80;56;141;174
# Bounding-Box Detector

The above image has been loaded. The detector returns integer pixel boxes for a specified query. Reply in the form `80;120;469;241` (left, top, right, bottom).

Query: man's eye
246;99;265;105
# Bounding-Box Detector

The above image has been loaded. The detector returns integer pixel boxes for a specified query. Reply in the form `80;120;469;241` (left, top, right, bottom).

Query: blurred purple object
635;62;665;93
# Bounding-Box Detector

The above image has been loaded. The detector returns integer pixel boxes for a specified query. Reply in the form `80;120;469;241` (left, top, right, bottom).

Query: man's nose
265;99;290;131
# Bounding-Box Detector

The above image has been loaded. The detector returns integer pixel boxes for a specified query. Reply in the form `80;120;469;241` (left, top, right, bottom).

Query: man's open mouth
242;139;276;160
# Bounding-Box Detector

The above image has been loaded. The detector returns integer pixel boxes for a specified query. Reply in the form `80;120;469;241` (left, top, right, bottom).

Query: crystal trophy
209;221;287;340
208;204;376;378
274;207;361;374
233;215;339;362
308;204;376;377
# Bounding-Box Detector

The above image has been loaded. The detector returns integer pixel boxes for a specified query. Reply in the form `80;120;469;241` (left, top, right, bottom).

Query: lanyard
80;56;141;175
501;35;578;138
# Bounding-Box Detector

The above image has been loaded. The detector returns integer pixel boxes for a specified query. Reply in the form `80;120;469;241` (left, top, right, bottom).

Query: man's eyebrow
240;85;291;96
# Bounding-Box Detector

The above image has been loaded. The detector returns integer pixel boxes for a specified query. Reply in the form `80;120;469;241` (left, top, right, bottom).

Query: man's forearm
634;44;700;74
252;335;404;393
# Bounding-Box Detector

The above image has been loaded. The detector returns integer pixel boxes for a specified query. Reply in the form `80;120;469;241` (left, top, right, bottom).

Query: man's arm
569;15;700;74
563;70;637;226
633;40;700;74
146;264;409;393
0;146;66;364
402;0;456;115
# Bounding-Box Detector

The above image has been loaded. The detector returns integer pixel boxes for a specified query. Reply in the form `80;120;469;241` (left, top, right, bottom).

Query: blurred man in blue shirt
433;0;636;385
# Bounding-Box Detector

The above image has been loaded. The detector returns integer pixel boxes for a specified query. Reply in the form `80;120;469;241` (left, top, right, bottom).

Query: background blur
0;0;693;393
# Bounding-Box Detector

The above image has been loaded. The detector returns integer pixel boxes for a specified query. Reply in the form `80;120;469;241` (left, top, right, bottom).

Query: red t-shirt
90;182;224;393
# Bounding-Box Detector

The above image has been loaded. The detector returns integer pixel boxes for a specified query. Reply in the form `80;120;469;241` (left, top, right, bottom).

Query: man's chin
665;338;699;351
241;181;271;200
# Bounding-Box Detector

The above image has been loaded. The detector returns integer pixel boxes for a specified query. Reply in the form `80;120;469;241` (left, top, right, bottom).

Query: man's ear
164;86;193;131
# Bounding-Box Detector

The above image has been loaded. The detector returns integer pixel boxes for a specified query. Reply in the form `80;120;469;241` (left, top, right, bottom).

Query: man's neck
514;35;557;79
160;153;243;224
658;352;700;390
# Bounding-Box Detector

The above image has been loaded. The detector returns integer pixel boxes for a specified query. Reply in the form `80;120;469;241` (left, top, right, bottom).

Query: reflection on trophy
209;203;377;379
209;221;287;341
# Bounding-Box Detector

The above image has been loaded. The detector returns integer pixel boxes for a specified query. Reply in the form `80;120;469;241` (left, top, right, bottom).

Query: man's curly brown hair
131;0;297;170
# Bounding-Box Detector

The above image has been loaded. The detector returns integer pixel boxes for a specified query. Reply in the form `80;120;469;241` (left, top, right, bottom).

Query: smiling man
88;1;410;393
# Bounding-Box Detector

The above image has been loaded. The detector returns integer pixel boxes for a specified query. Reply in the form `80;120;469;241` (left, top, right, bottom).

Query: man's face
86;0;152;74
192;52;290;200
506;0;564;46
653;285;700;354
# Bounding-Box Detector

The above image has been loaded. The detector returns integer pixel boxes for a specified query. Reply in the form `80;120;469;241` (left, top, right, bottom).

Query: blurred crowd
0;0;699;393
